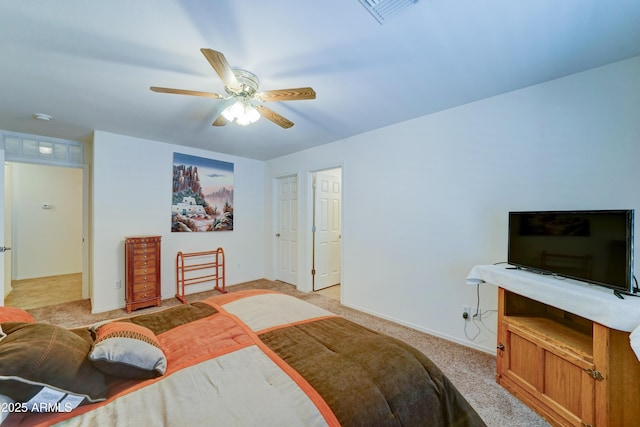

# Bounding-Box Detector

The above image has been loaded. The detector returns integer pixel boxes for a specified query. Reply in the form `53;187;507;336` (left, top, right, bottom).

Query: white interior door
314;170;341;290
276;175;298;285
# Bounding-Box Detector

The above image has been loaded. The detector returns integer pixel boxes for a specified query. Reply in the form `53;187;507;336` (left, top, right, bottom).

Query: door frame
1;158;90;306
307;165;343;293
1;149;6;302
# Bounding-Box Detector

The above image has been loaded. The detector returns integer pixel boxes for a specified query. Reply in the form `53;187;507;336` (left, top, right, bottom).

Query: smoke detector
33;113;53;121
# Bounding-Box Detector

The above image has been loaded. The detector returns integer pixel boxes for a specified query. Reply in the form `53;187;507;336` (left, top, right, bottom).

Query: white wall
91;131;265;313
264;56;640;353
11;163;82;279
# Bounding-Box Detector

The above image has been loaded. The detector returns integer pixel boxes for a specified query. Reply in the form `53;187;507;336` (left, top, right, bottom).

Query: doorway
3;162;87;309
311;168;342;295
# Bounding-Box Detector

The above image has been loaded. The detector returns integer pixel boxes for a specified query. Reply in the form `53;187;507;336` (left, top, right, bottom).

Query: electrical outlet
462;305;471;321
463;305;483;321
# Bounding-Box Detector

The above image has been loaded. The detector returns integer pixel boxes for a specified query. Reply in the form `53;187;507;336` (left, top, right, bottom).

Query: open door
312;169;342;290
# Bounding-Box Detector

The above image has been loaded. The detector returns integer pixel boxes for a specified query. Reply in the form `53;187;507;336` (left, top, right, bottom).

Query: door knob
0;246;11;253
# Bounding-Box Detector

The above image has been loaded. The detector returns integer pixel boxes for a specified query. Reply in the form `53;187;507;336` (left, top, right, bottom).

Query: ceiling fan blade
150;86;224;99
212;115;228;126
200;48;240;89
256;105;294;129
257;87;316;102
211;98;237;126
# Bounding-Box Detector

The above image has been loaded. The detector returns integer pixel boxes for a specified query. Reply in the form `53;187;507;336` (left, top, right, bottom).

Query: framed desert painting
171;153;234;232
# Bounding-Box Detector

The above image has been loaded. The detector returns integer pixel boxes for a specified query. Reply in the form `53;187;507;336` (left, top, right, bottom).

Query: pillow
0;306;35;323
0;322;107;410
89;322;167;379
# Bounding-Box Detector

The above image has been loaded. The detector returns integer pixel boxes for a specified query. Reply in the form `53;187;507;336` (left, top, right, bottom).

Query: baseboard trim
342;301;495;355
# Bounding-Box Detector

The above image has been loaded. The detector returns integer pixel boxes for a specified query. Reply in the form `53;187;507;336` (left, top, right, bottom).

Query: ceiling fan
150;48;316;129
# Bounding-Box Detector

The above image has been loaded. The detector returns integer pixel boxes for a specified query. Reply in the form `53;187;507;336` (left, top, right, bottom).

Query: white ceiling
1;1;639;160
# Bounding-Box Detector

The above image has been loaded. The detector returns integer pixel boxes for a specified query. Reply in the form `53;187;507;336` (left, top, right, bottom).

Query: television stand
468;265;640;427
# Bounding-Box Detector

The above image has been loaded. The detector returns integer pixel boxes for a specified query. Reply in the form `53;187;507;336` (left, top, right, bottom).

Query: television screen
508;210;635;292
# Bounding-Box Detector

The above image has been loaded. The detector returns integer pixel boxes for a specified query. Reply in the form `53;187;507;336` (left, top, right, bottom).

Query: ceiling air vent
359;0;418;24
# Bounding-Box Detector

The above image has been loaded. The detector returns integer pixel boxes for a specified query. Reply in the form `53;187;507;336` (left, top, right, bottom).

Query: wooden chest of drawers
124;236;161;313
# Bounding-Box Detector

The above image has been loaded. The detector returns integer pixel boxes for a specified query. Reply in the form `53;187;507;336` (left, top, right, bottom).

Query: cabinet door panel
508;332;540;391
543;350;593;424
504;324;595;427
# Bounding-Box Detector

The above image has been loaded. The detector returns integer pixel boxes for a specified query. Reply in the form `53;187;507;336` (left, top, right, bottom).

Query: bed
1;290;486;426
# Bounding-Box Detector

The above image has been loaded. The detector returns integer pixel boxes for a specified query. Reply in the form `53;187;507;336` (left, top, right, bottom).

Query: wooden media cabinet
469;265;640;427
497;287;640;426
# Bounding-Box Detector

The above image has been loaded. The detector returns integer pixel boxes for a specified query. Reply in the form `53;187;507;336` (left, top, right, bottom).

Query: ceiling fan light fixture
221;100;260;126
236;115;251;126
245;104;260;123
221;100;242;121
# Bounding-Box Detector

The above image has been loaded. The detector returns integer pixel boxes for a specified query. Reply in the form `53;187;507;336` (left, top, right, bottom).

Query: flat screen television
508;210;635;294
